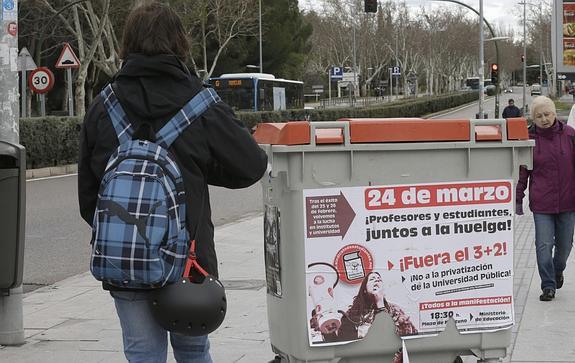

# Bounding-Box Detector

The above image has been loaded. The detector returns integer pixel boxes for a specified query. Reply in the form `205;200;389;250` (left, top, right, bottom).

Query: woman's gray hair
530;96;556;117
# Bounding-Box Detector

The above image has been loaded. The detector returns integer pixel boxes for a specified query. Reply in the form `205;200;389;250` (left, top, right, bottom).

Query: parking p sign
330;66;343;80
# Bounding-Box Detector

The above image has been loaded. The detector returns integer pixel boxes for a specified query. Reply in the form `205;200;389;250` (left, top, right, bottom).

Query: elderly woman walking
516;96;575;301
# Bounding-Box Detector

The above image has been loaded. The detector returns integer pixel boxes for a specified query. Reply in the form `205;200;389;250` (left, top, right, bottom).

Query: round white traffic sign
28;67;55;94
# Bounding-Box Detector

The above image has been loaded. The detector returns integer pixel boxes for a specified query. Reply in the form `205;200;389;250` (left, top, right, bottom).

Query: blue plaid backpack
90;84;220;289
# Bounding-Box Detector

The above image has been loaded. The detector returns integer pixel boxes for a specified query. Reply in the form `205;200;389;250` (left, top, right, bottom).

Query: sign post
55;43;80;116
28;67;55;117
392;66;401;98
17;47;36;118
388;68;393;100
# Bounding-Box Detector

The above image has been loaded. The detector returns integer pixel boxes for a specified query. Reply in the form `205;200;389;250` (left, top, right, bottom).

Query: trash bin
0;140;26;291
255;118;534;363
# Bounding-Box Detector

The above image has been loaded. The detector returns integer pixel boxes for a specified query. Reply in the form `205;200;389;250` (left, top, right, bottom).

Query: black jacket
78;54;267;288
502;105;522;118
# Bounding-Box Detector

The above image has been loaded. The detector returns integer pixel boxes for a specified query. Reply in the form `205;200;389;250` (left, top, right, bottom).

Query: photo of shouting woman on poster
337;271;418;341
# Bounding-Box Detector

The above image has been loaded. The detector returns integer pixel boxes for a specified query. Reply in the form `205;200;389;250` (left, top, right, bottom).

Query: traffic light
365;0;377;13
490;63;499;84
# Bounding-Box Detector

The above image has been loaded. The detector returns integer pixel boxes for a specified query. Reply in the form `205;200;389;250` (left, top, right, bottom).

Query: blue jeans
111;291;213;363
533;212;575;291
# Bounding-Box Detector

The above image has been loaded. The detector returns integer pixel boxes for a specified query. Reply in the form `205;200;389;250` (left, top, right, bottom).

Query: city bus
208;73;304;112
465;77;480;90
465;77;494;91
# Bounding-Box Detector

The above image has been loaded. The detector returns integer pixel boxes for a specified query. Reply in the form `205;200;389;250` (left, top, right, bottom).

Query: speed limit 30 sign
28;67;55;94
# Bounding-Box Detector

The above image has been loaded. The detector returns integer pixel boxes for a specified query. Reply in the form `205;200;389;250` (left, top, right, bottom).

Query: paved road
430;87;534;120
23;175;263;292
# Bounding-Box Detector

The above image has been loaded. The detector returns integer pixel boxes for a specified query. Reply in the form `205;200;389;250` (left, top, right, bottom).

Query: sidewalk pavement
1;209;575;363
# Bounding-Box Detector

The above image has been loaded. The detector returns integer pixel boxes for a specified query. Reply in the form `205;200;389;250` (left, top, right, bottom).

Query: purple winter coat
516;120;575;214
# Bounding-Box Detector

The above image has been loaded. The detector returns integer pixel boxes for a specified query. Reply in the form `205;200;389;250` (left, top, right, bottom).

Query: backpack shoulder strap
155;87;221;149
100;84;134;144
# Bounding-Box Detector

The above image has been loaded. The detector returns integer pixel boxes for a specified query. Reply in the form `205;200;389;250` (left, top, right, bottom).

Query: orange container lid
340;118;470;143
506;118;529;140
253;121;309;145
253;118;530;145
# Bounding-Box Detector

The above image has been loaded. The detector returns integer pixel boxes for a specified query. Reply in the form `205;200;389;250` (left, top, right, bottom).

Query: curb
25;164;77;180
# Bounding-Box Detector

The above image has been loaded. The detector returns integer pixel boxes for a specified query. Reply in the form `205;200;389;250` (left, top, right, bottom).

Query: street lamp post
479;0;485;118
523;1;527;115
353;22;358;98
259;0;263;73
433;0;505;118
519;1;546;104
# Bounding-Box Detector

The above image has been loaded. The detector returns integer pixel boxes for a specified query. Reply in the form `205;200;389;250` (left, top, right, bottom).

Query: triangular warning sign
55;43;80;69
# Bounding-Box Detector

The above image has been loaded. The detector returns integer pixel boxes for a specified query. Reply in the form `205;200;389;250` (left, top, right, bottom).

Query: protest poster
304;180;514;346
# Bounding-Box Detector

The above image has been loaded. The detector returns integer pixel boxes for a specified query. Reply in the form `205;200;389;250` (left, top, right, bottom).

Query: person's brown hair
345;272;381;324
120;2;189;61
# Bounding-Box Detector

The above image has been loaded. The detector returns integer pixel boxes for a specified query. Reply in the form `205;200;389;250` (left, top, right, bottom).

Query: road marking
27;173;77;182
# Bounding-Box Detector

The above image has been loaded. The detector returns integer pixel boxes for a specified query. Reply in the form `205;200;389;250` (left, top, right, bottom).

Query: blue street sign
392;66;401;76
330;66;343;80
3;0;14;11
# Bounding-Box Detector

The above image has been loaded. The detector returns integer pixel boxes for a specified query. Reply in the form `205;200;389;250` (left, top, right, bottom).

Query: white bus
209;73;304;112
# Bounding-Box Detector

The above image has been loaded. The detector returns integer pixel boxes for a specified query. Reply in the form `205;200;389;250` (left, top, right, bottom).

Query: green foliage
19;117;82;169
243;0;312;79
237;92;479;130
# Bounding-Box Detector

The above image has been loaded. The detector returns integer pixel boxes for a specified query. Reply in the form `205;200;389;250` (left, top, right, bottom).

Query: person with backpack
77;3;267;362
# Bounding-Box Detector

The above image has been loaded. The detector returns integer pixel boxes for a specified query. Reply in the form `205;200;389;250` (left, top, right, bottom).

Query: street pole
484;38;504;117
539;2;543;89
433;0;501;118
495;40;500;117
353;22;357;100
66;68;74;117
479;0;485;118
19;56;26;118
259;0;263;73
328;68;331;101
389;67;393;100
0;0;25;346
523;1;527;115
395;31;399;98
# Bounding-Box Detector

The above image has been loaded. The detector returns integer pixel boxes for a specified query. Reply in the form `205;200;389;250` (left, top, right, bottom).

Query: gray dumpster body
257;119;534;363
0;140;26;291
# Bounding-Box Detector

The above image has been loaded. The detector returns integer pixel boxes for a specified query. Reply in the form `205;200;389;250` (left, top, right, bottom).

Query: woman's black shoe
556;273;564;289
539;288;555;301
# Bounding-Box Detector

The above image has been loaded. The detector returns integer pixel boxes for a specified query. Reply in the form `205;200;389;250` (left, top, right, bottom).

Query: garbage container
255;118;534;363
0;140;26;291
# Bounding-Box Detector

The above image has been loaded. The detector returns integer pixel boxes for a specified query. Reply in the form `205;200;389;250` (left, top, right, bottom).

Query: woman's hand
515;203;524;216
389;304;418;336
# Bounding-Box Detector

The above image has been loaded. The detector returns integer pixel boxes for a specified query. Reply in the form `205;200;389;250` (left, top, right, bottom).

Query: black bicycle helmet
149;241;227;336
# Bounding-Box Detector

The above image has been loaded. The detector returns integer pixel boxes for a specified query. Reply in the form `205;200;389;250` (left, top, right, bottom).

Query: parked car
531;83;542;96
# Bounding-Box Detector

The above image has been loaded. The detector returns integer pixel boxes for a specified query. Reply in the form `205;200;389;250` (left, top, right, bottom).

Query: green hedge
236;91;478;129
19;91;478;169
20;116;82;169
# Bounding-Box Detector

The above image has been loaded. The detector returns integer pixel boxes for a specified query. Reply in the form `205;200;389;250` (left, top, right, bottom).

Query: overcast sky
301;0;525;38
405;0;524;34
